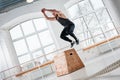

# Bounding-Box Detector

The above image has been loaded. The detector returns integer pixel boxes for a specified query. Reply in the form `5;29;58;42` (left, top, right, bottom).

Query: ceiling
0;0;38;13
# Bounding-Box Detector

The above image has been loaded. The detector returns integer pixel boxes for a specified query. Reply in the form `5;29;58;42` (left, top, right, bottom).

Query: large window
66;0;118;48
10;18;57;64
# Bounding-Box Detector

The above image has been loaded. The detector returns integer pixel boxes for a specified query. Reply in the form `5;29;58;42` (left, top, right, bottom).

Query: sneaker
71;41;75;48
76;39;79;45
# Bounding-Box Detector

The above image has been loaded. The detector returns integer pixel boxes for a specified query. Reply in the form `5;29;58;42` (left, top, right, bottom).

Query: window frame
9;17;57;65
65;0;118;48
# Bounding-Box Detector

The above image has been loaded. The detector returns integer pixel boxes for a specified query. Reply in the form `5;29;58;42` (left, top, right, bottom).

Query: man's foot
76;39;79;45
71;41;75;48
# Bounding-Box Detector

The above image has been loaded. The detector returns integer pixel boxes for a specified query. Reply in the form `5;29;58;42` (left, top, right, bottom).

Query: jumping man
41;8;79;47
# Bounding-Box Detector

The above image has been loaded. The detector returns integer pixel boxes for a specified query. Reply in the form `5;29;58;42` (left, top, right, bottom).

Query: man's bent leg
69;33;79;45
60;29;72;43
60;28;75;47
68;24;79;45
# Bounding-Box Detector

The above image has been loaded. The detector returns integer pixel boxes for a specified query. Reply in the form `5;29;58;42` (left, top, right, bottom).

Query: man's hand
41;8;46;13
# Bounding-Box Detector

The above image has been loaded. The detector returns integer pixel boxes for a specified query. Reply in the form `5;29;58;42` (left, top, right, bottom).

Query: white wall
0;0;69;71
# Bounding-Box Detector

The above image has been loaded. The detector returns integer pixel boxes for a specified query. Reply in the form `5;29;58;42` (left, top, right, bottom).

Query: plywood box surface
54;48;84;76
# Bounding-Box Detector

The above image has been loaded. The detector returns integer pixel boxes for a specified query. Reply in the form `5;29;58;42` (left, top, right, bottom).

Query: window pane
10;25;23;40
46;53;56;60
34;56;46;64
83;31;91;39
84;13;99;29
44;45;56;54
33;18;48;31
22;62;34;70
21;20;35;36
80;39;94;48
80;41;87;48
85;39;94;46
74;18;87;34
78;33;86;41
78;0;93;14
18;54;31;64
68;4;81;18
78;31;91;41
105;30;118;39
32;50;43;59
13;39;28;56
39;30;53;46
90;0;104;10
101;23;115;32
90;27;102;36
26;35;41;51
94;34;105;43
96;9;111;24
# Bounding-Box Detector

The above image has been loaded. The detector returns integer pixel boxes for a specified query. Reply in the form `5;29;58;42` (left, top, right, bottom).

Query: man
41;8;79;47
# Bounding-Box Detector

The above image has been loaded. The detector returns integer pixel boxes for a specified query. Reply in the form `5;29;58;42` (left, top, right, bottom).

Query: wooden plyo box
54;48;84;76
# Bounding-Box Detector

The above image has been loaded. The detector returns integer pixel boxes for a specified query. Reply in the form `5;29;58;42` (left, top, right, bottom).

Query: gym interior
0;0;120;80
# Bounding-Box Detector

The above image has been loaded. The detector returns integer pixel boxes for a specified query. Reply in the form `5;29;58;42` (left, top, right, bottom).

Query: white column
0;30;20;68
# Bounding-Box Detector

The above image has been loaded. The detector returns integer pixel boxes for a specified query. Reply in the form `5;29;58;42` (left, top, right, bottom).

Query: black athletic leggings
60;24;77;43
